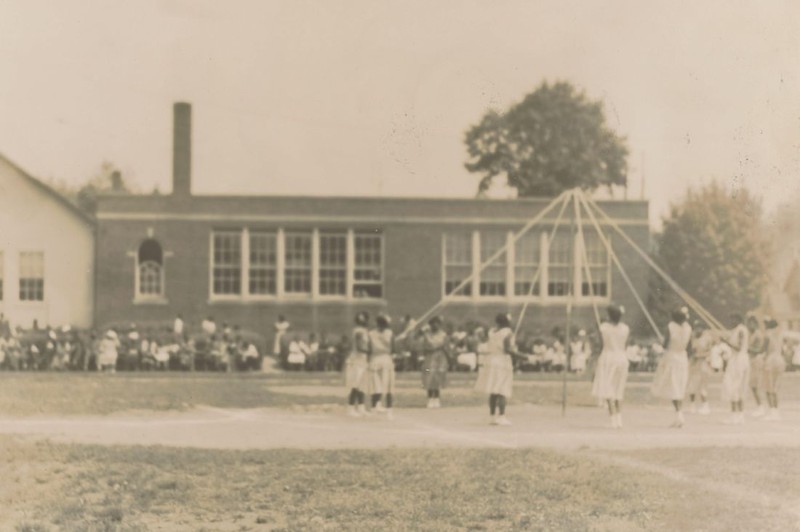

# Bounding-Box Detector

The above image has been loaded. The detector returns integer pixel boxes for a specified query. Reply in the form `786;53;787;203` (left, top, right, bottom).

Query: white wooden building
0;153;94;329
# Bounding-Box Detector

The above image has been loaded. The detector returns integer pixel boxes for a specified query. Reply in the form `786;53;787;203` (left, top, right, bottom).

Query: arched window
137;239;164;297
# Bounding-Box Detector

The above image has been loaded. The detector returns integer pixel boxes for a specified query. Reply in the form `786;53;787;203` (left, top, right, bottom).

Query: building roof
96;191;649;227
0;151;94;226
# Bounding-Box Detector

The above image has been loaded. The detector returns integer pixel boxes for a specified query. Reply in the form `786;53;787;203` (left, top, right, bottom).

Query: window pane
212;232;242;295
285;232;311;294
479;232;506;296
514;266;540;296
320;233;346;296
139;262;163;296
580;229;609;297
480;231;507;265
19;252;44;301
513;233;540;296
444;233;472;296
249;232;277;295
353;233;382;298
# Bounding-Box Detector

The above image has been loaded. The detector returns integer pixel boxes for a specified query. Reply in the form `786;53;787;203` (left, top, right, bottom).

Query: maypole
561;192;577;416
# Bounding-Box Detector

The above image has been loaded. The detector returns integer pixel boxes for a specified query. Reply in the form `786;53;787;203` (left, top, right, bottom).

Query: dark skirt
422;351;448;390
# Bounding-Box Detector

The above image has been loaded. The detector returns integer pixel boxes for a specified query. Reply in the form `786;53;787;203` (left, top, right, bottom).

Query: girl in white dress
345;312;371;417
591;304;630;429
651;308;692;427
476;314;519;426
721;313;750;425
762;318;786;421
369;314;396;419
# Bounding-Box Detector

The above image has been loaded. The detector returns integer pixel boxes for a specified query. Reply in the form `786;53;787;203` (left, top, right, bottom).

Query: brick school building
94;103;650;341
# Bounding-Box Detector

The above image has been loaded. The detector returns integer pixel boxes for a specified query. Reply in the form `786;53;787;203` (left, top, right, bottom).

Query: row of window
135;228;611;303
135;230;384;301
210;229;382;299
443;229;610;299
0;251;45;302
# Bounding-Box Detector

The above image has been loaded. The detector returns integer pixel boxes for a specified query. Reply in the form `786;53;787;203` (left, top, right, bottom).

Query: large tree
464;81;629;196
651;182;769;324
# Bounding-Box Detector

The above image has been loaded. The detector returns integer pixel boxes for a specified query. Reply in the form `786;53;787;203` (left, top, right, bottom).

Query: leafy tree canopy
464;81;629;197
651;182;769;324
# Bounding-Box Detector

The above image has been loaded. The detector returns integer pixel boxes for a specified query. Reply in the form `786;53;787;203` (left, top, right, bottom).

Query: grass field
1;371;799;531
4;438;798;531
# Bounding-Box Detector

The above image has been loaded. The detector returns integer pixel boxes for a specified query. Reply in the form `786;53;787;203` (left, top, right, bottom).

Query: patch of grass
1;436;796;531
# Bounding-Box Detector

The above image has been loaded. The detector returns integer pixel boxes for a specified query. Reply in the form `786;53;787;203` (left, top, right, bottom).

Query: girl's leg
427;389;434;398
357;391;365;405
433;389;440;399
386;393;393;409
371;394;381;408
606;399;614;416
348;388;358;405
489;394;498;416
497;395;506;416
614;400;621;415
672;399;681;412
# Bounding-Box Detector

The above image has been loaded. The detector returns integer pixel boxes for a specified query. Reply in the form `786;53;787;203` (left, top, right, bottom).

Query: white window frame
210;230;244;300
577;230;612;301
442;231;474;299
440;226;612;305
18;251;44;303
318;231;348;299
247;230;278;299
134;240;166;301
209;228;385;303
353;232;384;300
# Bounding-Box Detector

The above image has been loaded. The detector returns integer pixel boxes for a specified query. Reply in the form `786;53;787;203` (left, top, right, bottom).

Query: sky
0;0;798;227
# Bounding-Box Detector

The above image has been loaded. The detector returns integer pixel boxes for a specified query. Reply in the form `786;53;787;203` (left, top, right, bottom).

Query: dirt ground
1;401;798;451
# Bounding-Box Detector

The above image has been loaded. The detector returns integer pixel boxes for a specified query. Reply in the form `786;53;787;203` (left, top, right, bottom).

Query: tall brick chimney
172;102;191;196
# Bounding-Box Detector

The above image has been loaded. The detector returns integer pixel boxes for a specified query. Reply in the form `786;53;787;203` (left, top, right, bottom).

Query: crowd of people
0;314;263;373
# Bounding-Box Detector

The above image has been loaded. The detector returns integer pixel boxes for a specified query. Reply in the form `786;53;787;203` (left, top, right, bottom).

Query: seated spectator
98;330;119;373
243;341;260;371
550;340;567;372
287;336;306;371
304;334;319;371
201;316;217;336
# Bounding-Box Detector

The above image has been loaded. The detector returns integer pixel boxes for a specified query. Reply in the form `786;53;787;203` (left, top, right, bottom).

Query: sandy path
1;403;799;451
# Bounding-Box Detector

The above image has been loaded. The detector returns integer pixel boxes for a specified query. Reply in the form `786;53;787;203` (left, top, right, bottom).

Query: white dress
722;324;750;402
345;326;370;391
651;321;692;400
369;328;396;395
570;339;588;372
475;327;514;398
591;322;630;401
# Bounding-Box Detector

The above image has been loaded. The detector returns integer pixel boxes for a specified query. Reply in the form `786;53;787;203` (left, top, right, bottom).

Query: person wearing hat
762;318;786;421
591;303;630;429
345;312;371;416
720;313;750;425
476;313;521;426
651;307;693;427
686;319;713;415
421;316;449;408
368;313;396;419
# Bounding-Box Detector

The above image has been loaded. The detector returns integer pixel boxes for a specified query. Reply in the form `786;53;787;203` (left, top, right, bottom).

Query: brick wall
96;195;652;346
